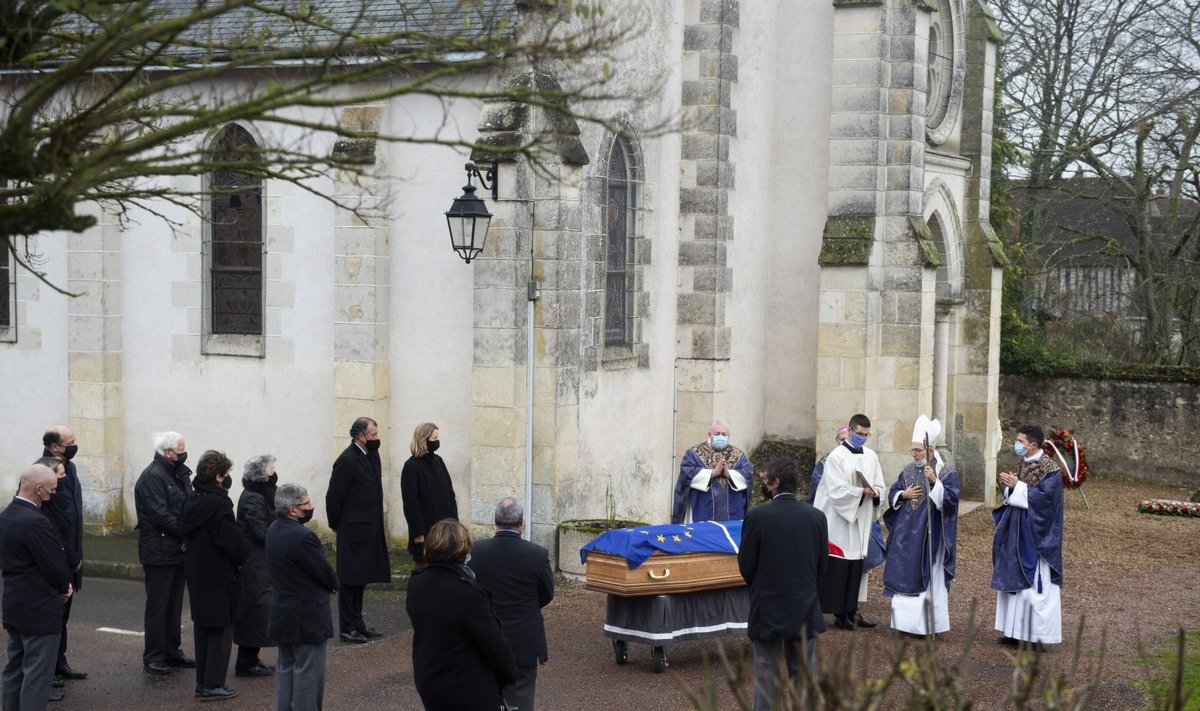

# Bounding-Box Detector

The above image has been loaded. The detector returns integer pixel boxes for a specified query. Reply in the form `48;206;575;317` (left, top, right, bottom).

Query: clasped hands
901;465;937;500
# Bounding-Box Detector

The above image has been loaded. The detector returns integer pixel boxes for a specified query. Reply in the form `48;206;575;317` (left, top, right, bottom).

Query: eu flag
579;520;743;568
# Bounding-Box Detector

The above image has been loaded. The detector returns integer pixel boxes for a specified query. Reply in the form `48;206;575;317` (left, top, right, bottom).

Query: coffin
584;550;745;596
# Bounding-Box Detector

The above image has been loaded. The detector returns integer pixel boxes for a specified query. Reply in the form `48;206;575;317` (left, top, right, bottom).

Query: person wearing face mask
266;484;337;711
181;450;247;702
993;424;1064;647
40;426;86;684
671;420;753;524
233;455;279;678
134;431;197;675
400;422;458;573
326;417;391;644
882;416;960;636
812;413;885;631
0;464;74;711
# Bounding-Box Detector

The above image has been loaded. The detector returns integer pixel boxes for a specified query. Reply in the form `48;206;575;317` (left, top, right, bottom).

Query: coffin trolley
580;521;748;673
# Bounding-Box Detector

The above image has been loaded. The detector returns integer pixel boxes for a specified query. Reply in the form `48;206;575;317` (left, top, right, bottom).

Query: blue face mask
712;435;729;450
848;432;868;449
1013;441;1027;457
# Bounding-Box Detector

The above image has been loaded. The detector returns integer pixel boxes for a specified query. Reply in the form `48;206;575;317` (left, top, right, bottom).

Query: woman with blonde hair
399;422;457;569
405;520;516;710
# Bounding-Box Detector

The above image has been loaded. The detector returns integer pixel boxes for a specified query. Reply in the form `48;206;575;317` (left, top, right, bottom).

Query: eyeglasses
909;448;926;455
851;430;870;438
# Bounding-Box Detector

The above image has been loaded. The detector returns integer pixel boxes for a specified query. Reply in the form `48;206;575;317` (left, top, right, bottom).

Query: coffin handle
647;568;670;580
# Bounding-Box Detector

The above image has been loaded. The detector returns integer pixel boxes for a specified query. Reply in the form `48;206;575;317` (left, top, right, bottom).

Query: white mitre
911;415;945;473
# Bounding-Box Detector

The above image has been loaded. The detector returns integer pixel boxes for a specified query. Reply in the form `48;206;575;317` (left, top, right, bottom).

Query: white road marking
96;627;144;637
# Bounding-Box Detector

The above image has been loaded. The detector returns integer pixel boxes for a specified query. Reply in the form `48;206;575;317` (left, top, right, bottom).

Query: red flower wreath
1043;427;1089;489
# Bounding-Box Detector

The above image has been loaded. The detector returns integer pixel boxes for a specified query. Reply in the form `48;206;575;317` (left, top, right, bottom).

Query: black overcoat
182;480;246;627
468;530;554;665
399;453;458;558
234;480;276;648
738;492;830;641
325;443;390;585
265;516;338;646
44;448;84;590
405;563;517;711
0;498;72;636
134;453;194;566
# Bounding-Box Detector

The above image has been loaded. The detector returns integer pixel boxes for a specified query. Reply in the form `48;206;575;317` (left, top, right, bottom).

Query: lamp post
444;162;497;264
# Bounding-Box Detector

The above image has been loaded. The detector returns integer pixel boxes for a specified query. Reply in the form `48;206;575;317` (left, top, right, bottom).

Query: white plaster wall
759;2;834;444
387;89;486;539
574;1;683;525
0;233;70;492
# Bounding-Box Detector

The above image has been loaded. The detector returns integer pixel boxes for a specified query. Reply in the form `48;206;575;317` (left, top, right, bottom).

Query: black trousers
818;557;864;616
142;564;186;665
194;625;233;688
56;592;74;669
235;646;261;671
338;585;365;634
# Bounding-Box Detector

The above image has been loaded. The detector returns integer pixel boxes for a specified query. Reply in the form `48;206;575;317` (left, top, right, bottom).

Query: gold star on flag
672;535;682;542
656;534;666;542
684;531;693;538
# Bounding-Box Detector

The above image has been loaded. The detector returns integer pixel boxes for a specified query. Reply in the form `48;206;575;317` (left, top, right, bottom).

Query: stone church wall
999;374;1200;487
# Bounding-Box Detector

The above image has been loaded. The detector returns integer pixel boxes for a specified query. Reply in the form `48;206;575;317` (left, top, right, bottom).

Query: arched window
208;124;263;336
604;136;636;346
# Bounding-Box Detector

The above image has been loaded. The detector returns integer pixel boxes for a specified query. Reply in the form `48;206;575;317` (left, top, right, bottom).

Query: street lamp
444;162;497;264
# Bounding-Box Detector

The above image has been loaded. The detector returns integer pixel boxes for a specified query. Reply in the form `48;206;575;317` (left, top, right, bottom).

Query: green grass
1138;629;1200;711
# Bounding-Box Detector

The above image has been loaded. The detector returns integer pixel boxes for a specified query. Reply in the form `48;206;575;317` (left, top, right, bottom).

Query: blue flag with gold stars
579;520;742;568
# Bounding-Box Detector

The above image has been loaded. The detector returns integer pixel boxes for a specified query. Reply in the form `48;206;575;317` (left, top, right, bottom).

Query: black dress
234;479;277;650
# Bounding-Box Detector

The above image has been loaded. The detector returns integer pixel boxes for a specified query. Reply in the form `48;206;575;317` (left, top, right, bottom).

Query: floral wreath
1042;427;1088;489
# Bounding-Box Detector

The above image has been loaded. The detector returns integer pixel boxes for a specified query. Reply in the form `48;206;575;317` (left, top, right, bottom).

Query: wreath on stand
1044;427;1088;489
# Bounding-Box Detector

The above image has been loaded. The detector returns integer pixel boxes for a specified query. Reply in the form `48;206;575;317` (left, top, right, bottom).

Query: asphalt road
53;578;419;710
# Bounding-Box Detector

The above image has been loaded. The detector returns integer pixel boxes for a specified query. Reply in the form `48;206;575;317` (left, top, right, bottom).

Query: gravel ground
526;476;1198;710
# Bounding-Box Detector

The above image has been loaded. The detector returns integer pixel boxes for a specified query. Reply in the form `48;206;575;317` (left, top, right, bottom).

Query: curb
84;560;412;591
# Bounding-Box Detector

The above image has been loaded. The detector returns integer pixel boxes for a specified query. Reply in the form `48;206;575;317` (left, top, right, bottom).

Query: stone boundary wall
1000;375;1200;488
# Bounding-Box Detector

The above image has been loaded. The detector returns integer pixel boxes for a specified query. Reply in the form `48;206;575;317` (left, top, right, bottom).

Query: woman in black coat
182;450;247;702
400;422;458;567
233;454;277;676
405;519;516;711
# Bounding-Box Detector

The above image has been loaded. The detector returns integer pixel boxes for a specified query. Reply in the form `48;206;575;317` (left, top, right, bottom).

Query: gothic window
604;136;636;346
925;0;964;145
208;124;263;336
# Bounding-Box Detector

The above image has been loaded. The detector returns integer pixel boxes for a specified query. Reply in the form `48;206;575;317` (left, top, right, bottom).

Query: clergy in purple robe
882;415;959;635
992;424;1064;645
671;421;751;524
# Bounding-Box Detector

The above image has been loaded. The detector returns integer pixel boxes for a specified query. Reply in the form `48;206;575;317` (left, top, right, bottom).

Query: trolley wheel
651;646;668;673
613;639;628;665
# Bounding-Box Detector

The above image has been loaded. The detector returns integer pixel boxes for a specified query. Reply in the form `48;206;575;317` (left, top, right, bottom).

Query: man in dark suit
0;464;74;711
267;484;338;711
325;417;390;643
469;498;554;711
738;457;829;711
41;425;86;682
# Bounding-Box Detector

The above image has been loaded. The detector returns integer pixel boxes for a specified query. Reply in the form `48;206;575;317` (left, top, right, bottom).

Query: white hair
709;420;729;432
153;431;184;455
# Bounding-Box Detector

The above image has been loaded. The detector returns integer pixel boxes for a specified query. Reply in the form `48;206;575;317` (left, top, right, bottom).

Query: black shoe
359;627;384;639
55;664;88;680
48;690;64;702
197;686;238;702
235;664;274;677
164;654;196;668
833;614;856;631
340;630;369;644
52;677;64;688
998;635;1019;646
854;613;878;629
143;662;171;675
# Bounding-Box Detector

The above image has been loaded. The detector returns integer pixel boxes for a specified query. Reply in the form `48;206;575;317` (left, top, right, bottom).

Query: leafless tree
0;0;663;290
995;0;1200;363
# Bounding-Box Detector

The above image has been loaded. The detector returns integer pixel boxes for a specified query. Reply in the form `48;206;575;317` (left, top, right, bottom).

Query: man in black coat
134;431;196;674
469;497;554;711
0;464;73;711
738;457;829;711
325;417;390;643
267;484;338;711
41;425;86;681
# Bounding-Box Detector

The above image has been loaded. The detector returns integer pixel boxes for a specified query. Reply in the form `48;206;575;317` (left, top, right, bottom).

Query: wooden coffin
584;550;745;596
